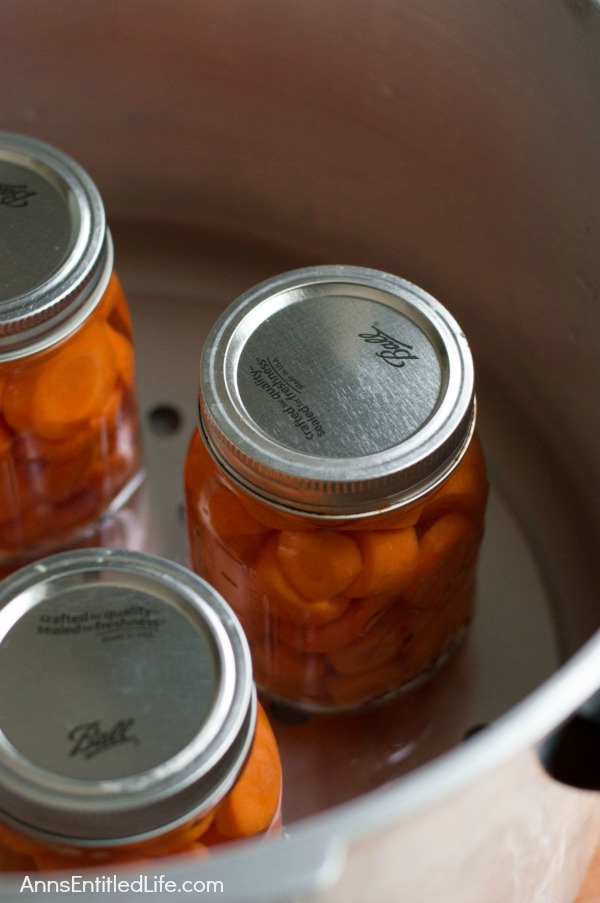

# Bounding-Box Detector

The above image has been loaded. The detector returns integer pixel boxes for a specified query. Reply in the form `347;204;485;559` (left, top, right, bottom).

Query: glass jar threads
0;549;282;871
185;266;488;712
0;133;142;574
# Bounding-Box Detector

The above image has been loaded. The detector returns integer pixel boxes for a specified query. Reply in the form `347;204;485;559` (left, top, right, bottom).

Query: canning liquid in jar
0;549;282;871
0;133;143;574
185;266;488;712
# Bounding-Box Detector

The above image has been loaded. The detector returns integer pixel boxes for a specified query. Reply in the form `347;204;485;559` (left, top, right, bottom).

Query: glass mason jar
0;549;282;872
0;133;142;576
185;266;488;713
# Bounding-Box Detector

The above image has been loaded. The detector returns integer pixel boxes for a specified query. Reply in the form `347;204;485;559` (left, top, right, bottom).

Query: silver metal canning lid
0;549;255;844
199;265;476;516
0;132;111;360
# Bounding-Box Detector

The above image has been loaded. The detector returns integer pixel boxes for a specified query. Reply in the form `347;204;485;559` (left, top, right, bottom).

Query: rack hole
147;404;183;437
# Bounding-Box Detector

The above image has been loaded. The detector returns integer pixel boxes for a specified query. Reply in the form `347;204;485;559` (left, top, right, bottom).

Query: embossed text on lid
0;549;254;842
199;266;475;515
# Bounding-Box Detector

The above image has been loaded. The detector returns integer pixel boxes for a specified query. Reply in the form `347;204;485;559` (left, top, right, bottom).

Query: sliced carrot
202;481;268;540
0;456;43;529
185;436;272;562
86;390;123;461
0;503;48;553
30;322;118;440
0;419;13;458
345;527;419;597
2;370;37;432
277;592;395;654
185;427;219;490
39;448;95;504
13;425;95;464
418;434;488;528
191;524;269;643
186;428;314;532
0;452;96;550
399;584;474;684
406;511;482;604
326;603;409;674
35;491;95;542
326;657;407;707
86;440;140;505
276;529;362;600
104;322;135;389
99;270;134;334
199;479;272;563
214;703;282;838
252;538;350;626
200;534;254;616
326;588;472;706
396;514;480;675
252;639;327;697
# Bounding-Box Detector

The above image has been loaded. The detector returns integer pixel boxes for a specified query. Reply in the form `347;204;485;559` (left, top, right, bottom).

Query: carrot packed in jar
185;266;488;712
0;133;143;574
0;549;282;871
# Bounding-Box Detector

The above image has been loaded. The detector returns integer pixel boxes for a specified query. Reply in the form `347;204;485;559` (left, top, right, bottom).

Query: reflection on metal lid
199;265;475;515
0;548;255;843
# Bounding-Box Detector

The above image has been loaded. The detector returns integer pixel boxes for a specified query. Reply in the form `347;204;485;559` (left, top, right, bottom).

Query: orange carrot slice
104;322;135;389
345;527;419;597
326;657;407;707
199;480;272;565
277;592;395;654
203;482;268;540
200;533;255;615
215;703;281;838
252;538;350;626
30;323;118;440
13;426;95;464
185;428;220;491
406;511;481;604
100;271;134;334
399;585;474;686
2;370;37;432
276;530;362;599
0;420;13;458
40;448;95;504
251;639;327;697
419;434;488;527
326;603;408;674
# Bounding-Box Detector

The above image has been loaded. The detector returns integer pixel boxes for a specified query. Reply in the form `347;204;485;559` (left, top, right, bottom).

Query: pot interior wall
1;0;600;879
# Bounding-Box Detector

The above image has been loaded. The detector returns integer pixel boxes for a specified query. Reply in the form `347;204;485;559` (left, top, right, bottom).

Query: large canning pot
1;1;600;901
